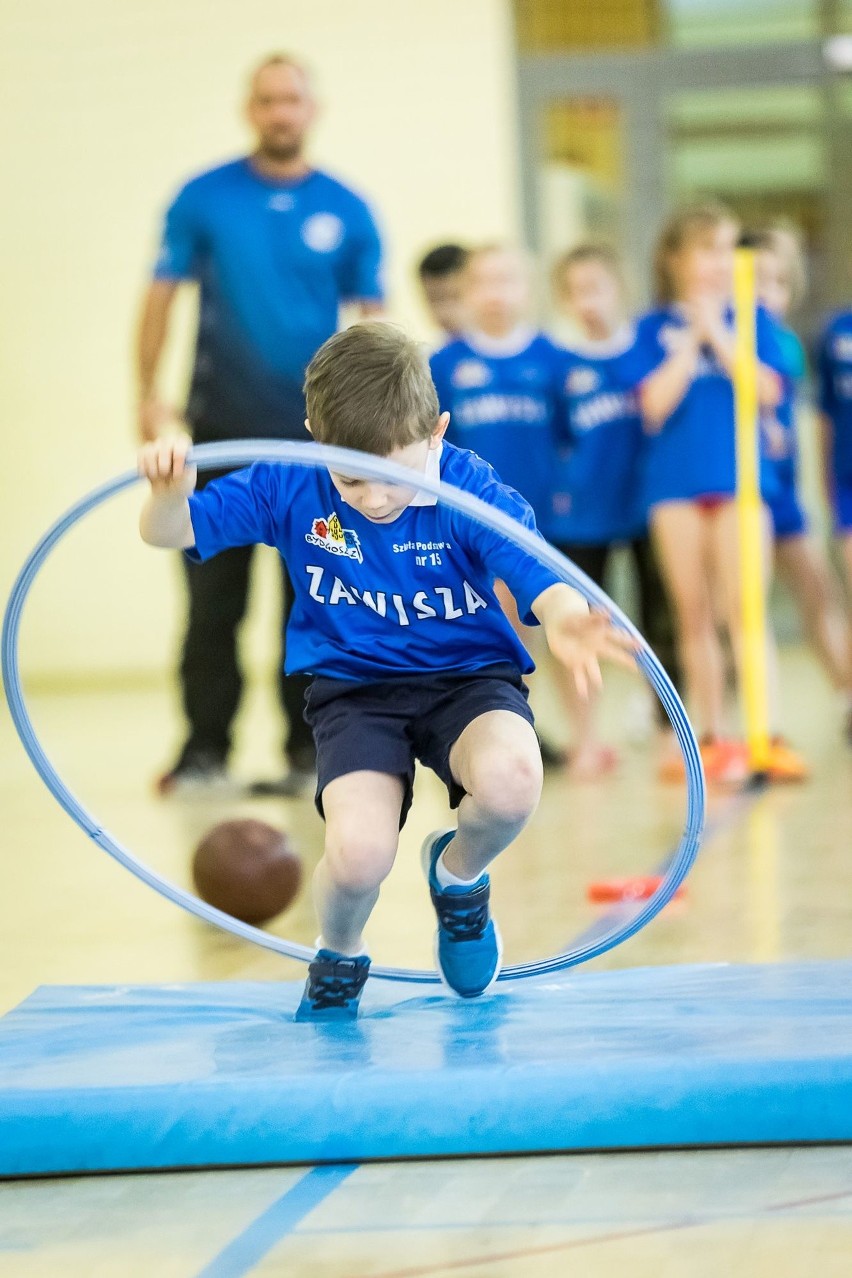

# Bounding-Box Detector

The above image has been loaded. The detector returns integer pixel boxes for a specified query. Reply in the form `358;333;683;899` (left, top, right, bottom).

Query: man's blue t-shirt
548;330;645;544
621;305;788;508
817;311;852;486
429;331;565;533
186;443;562;682
154;159;384;441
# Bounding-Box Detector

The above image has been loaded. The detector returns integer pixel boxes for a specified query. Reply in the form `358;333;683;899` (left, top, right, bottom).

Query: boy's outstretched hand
137;431;196;496
533;584;640;699
138;432;197;550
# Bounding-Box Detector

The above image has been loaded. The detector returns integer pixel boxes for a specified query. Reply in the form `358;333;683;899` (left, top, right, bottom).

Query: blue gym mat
1;960;851;1176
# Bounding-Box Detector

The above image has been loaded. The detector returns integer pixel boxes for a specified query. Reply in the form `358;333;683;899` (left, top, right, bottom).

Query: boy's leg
313;770;404;955
553;543;618;780
296;768;403;1021
420;707;542;998
651;502;724;740
443;710;543;882
493;580;565;769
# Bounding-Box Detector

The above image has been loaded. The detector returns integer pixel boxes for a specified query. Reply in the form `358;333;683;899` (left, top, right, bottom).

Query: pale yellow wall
1;0;520;683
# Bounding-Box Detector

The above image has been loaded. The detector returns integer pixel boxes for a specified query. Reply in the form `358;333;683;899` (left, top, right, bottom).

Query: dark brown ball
192;819;302;925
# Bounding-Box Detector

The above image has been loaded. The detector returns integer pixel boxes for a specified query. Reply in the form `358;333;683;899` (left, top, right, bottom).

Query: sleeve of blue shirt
756;306;792;376
612;314;666;387
185;464;286;562
152;183;202;282
336;199;385;303
456;463;564;624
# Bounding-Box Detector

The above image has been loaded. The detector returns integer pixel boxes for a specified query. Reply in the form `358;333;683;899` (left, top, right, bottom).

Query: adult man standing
137;54;385;794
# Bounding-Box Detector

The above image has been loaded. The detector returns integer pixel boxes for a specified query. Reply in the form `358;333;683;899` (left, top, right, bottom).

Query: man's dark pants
178;467;313;768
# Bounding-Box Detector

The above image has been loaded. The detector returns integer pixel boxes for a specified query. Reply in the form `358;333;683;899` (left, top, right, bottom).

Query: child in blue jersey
625;202;807;783
430;245;569;767
817;304;852;739
745;229;852;735
549;245;680;779
430;245;566;535
138;323;635;1019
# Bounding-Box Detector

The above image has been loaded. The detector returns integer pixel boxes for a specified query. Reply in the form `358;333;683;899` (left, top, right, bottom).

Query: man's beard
258;134;303;163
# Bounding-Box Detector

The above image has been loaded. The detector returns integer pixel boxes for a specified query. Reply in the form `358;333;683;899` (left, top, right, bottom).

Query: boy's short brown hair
304;322;440;455
551;242;624;293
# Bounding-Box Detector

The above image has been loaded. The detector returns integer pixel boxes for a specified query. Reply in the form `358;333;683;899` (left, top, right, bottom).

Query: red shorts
694;494;731;515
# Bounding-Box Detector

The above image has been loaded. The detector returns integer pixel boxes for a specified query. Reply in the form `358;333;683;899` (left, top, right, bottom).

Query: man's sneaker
155;747;230;797
294;948;371;1021
539;737;567;770
249;746;317;798
420;830;502;999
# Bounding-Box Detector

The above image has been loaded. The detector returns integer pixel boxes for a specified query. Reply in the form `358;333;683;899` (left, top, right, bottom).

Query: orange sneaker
658;736;747;785
766;736;809;784
700;737;749;786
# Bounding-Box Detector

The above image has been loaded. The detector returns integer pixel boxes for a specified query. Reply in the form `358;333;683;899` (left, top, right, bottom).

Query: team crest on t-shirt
301;212;345;253
833;334;852;362
452;360;491;389
566;367;599;395
306;512;363;563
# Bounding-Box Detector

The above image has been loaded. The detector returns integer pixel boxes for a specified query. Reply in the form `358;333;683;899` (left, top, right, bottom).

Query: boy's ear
430;411;450;447
304;418;314;437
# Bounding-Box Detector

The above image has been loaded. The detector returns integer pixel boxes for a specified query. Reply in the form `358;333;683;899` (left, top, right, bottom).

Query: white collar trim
568;322;636;359
408;441;442;507
464;324;538;359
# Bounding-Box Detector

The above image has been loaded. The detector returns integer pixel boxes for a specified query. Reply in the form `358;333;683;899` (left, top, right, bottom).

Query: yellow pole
733;248;771;776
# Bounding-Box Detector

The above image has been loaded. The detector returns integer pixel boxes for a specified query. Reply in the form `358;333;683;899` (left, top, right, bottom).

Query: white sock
435;849;481;890
316;936;368;959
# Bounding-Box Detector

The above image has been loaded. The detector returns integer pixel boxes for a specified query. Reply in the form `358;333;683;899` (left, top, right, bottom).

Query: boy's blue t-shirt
548;330;645;544
429;331;565;533
817;311;852;485
154;160;384;441
186;443;562;682
621;305;788;507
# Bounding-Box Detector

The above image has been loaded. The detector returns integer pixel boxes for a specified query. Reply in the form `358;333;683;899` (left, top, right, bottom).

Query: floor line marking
193;1163;357;1278
365;1185;852;1278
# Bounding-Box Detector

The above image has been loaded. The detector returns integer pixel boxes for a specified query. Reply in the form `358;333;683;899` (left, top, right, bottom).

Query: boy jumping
139;323;636;1019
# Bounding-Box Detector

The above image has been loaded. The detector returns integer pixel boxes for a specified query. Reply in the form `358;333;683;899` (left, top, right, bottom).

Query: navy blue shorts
768;483;809;540
303;663;534;827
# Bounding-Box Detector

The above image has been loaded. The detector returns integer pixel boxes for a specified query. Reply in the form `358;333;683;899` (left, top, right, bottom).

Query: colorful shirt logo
305;512;363;563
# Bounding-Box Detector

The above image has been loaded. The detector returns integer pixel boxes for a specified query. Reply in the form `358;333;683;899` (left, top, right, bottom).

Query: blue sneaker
294;948;371;1021
420;829;502;998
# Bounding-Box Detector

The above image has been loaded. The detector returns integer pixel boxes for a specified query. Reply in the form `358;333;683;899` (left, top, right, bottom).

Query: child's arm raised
138;433;196;549
531;583;639;701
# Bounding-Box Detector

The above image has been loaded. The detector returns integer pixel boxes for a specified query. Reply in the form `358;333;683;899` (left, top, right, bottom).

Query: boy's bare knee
467;749;543;825
324;828;397;895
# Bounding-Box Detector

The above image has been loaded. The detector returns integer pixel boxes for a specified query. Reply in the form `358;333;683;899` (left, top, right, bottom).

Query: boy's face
755;248;792;320
464;249;530;332
324;415;449;524
673;220;738;302
421;272;466;337
558;259;623;336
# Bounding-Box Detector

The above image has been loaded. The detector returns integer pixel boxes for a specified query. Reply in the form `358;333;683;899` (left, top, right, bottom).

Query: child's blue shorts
304;663;534;827
768;483;808;540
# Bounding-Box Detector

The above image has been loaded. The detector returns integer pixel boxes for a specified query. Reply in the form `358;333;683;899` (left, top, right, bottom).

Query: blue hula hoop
2;440;705;983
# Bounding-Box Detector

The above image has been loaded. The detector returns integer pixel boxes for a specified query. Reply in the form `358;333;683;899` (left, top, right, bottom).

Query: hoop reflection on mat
1;440;706;983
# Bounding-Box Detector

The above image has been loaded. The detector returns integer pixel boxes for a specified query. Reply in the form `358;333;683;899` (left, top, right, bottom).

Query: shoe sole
420;828;503;999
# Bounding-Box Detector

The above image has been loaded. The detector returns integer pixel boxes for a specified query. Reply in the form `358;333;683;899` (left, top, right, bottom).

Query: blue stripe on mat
195;1163;358;1278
